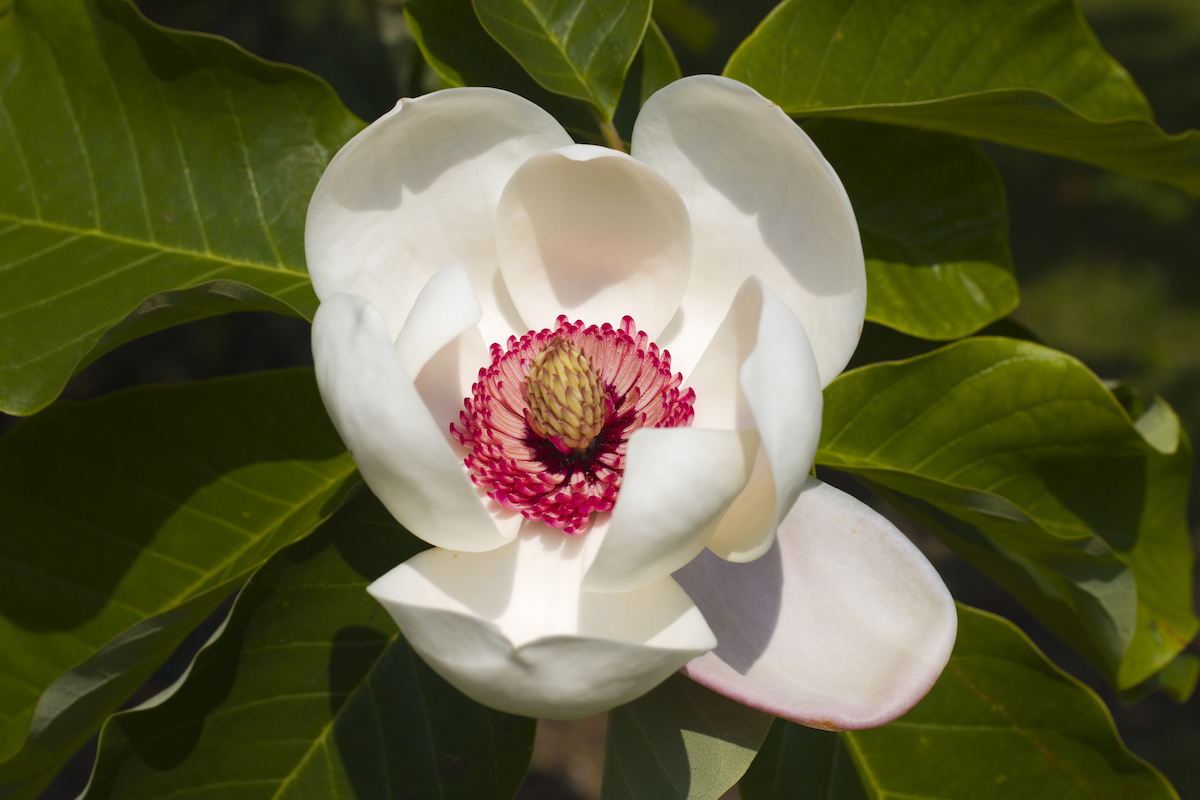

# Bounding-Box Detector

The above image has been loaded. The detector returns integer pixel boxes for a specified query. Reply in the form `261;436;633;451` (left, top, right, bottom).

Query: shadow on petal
673;539;784;674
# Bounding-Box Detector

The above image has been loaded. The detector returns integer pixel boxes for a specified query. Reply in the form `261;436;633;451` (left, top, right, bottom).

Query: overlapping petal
631;75;866;385
495;144;692;338
687;278;823;561
306;87;573;345
368;525;716;719
307;75;953;725
674;478;958;730
312;290;512;553
583;427;758;593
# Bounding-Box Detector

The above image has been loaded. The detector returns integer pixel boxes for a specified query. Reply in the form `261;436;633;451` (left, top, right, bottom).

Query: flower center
525;336;608;453
452;316;695;535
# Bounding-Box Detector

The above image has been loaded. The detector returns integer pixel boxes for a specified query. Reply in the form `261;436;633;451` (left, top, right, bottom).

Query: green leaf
1117;653;1200;705
725;0;1200;195
0;369;358;799
409;0;677;142
741;605;1178;800
739;722;868;800
405;0;597;134
81;490;536;800
600;673;772;800
806;118;1016;339
817;338;1197;689
471;0;652;120
635;19;682;102
613;20;682;138
0;0;362;416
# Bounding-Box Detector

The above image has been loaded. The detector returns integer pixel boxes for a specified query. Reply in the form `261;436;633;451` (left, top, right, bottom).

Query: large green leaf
0;0;362;416
0;369;358;799
471;0;652;121
725;0;1200;194
601;673;772;800
817;338;1197;689
806;118;1016;339
741;606;1177;800
81;491;536;800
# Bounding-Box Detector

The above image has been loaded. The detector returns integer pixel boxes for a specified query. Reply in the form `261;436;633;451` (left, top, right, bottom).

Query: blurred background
6;0;1198;797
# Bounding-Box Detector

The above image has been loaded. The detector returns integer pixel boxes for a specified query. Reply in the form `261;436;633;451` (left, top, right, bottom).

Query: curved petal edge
369;532;716;719
312;292;511;553
674;477;957;730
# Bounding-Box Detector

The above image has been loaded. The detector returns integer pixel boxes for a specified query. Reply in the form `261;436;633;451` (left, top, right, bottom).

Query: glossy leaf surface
808;118;1016;339
601;674;772;800
818;338;1197;688
0;0;362;415
0;369;358;799
741;606;1177;800
471;0;652;120
82;491;536;800
726;0;1200;194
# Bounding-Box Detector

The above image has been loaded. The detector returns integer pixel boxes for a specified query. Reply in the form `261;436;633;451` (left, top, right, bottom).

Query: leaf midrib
507;0;601;108
0;214;306;278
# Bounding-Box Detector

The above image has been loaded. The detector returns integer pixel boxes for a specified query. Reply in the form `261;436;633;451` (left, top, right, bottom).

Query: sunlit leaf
471;0;652;120
808;118;1016;339
409;0;675;141
818;338;1197;688
0;369;358;799
81;491;536;800
0;0;362;415
601;674;772;800
741;606;1178;800
726;0;1200;194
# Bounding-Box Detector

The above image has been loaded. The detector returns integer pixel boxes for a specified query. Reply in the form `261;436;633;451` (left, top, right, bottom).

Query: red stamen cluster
452;315;695;534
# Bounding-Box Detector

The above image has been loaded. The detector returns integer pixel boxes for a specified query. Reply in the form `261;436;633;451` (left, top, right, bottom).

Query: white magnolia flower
307;75;957;727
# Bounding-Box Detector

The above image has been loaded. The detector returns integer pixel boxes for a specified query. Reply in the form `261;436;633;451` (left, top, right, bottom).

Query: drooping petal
312;292;512;552
583;427;757;593
686;278;823;561
495;144;692;339
306;87;573;345
674;478;957;731
631;75;866;386
368;524;717;719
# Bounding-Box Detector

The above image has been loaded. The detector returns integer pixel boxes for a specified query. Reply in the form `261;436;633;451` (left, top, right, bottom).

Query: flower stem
591;107;627;152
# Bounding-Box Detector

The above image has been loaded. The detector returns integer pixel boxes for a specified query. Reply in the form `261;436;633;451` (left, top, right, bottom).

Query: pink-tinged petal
306;87;573;346
674;478;957;730
631;75;865;386
495;144;692;339
583;427;757;593
312;291;512;552
369;523;716;719
687;278;823;562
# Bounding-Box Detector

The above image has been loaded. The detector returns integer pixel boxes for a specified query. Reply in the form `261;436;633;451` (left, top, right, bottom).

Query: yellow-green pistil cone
526;337;607;452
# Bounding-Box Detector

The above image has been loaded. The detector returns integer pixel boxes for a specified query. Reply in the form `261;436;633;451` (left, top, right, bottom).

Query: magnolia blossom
307;75;957;727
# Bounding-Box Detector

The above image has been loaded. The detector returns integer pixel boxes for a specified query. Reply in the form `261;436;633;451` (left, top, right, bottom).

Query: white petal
312;292;511;552
394;260;480;379
369;525;716;719
631;75;866;385
306;87;573;346
686;278;823;561
495;144;692;338
674;478;957;730
583;427;757;593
